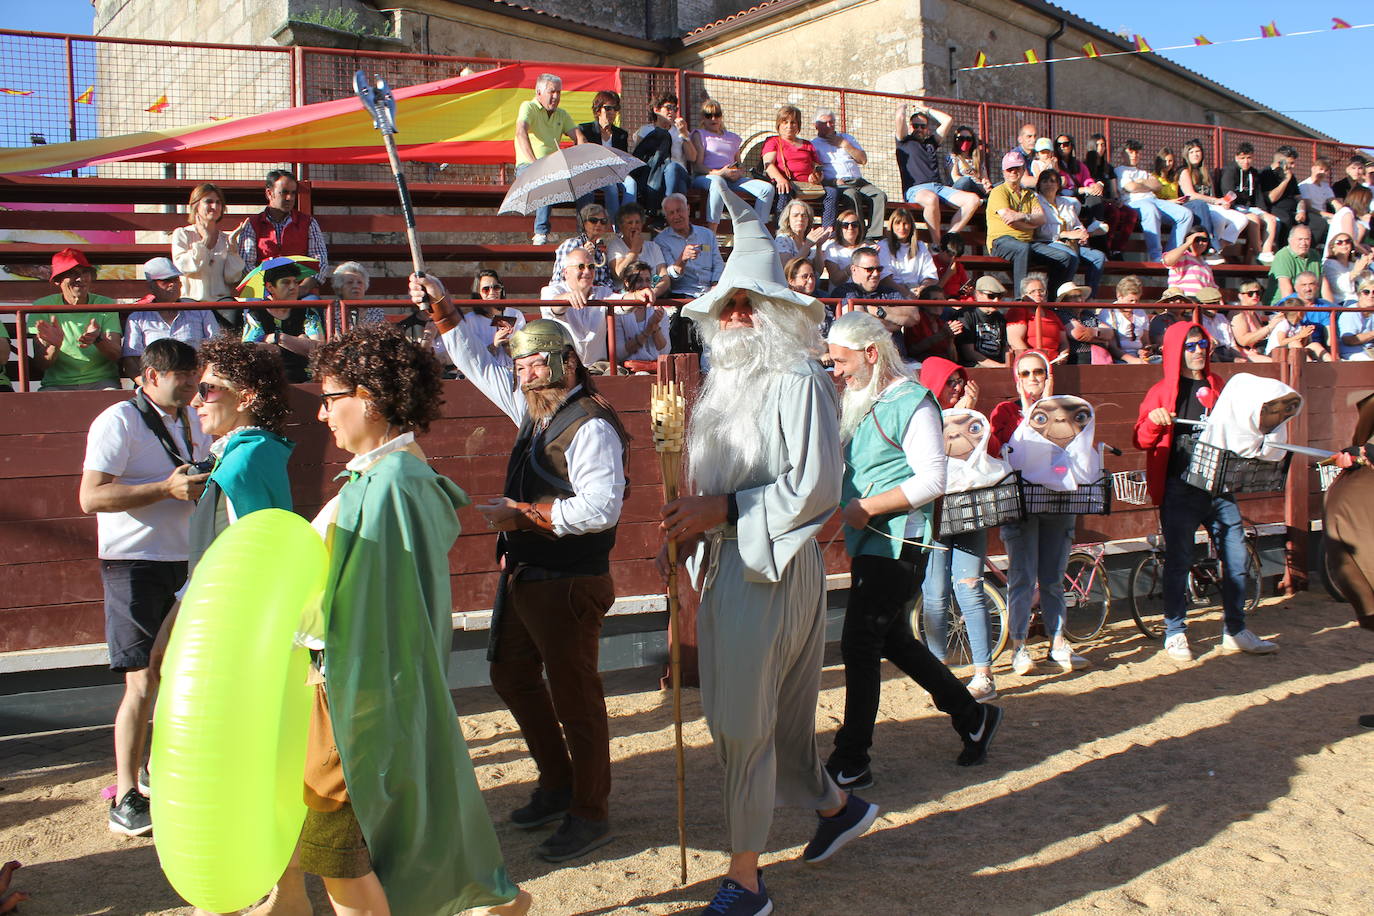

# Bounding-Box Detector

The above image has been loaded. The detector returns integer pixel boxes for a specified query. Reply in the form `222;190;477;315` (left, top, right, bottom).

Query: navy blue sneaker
802;793;879;864
700;870;772;915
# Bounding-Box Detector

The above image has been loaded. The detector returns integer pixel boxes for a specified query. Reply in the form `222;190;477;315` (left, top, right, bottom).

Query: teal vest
842;380;937;558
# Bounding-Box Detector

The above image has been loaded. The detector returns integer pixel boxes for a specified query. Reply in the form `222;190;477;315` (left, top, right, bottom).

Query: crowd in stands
7;75;1374;392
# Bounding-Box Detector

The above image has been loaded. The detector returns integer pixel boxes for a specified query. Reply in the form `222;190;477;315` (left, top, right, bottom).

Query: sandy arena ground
3;590;1373;915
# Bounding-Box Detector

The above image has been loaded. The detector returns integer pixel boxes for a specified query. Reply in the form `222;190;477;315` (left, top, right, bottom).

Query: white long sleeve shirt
440;319;624;535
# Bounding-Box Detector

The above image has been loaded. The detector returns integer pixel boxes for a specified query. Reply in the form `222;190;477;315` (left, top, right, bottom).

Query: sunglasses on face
1057;140;1072;146
599;105;620;112
855;264;882;273
585;216;609;225
1360;289;1374;296
570;263;594;272
1183;339;1211;353
1334;238;1353;245
480;284;503;293
838;220;861;229
1239;289;1261;296
1018;368;1047;378
197;381;231;401
704;113;722;120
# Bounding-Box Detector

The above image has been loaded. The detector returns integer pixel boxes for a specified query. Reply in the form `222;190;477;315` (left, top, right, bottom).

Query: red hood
918;357;964;407
1159;320;1222;413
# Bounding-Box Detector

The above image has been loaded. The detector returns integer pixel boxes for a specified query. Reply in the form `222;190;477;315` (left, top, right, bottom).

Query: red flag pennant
1333;18;1352;29
1260;21;1281;38
0;88;33;96
75;86;93;105
146;95;169;113
1193;35;1213;46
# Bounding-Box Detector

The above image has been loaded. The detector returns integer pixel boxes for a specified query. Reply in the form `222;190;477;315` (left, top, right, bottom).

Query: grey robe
692;358;847;852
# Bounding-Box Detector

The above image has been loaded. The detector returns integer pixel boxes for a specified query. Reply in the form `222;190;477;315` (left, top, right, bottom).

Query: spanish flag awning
0;63;619;176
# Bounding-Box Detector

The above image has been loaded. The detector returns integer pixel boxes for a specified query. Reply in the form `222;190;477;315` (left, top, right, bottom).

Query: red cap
50;247;92;282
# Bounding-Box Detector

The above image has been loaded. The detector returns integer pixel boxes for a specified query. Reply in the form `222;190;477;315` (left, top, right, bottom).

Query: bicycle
1119;470;1263;638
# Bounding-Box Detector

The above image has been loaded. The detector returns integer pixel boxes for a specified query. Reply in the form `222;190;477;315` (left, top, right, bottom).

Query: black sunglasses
838;220;862;229
479;284;503;293
196;381;231;401
585;216;609;224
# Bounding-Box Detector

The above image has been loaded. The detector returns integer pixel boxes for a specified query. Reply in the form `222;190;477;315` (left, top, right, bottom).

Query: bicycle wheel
1063;552;1110;642
1242;538;1263;614
1129;552;1167;639
913;581;1009;667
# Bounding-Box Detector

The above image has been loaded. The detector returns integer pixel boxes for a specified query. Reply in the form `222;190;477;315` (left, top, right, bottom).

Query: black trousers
830;546;981;770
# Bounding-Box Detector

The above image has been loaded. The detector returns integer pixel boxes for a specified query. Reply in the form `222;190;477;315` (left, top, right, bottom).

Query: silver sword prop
1173;418;1338;461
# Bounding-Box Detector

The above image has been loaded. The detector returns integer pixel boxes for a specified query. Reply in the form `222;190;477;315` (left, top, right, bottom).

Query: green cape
322;449;516;914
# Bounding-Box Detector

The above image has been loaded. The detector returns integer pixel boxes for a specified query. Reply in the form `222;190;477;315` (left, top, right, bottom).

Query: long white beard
839;363;886;443
687;303;819;496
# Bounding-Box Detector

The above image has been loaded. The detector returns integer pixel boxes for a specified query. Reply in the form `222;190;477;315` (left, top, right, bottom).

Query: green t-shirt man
515;98;577;167
1266;248;1321;305
27;294;120;388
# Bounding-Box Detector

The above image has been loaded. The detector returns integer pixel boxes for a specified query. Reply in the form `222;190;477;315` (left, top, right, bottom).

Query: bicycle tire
1129;552;1167;639
1063;552;1110;642
1319;532;1348;603
1242;538;1263;615
913;581;1010;668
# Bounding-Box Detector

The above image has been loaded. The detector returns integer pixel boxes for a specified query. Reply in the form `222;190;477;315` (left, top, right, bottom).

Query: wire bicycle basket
1180;437;1291;495
1020;475;1113;516
1111;470;1151;506
938;472;1026;537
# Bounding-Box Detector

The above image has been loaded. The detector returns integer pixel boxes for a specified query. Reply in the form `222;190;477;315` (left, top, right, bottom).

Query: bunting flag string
75;86;93;105
962;18;1370;72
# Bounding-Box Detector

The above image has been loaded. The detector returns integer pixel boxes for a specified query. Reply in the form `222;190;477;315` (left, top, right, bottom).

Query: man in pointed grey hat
408;277;629;866
660;190;877;916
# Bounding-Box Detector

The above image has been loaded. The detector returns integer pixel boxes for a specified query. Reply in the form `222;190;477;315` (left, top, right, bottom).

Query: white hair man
813;108;886;241
410;273;629;865
823;310;1003;793
515;73;585;245
660;190;875;915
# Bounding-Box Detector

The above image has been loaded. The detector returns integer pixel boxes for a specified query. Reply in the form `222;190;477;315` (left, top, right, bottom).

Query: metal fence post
1280;345;1309;594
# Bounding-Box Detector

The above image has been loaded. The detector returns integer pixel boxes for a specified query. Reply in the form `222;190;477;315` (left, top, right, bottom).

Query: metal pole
65;38;78;178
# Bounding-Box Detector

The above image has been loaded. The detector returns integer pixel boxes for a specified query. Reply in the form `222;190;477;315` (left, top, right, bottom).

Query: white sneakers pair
966;674;998;702
1009;643;1087;676
1164;629;1278;661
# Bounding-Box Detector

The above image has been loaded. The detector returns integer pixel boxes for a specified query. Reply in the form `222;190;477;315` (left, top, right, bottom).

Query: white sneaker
1164;633;1193;661
1221;629;1278;654
967;674;998;702
531;233;548;245
1010;646;1036;676
1049;644;1088;671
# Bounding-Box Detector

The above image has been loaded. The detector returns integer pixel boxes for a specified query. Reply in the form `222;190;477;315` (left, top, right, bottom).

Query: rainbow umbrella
236;255;319;299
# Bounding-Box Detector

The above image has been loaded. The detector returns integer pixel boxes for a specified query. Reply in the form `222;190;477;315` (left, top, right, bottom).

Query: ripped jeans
920;529;995;668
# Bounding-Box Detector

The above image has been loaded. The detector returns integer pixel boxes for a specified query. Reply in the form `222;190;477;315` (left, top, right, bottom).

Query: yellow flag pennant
973;51;988;68
75;86;93;104
1134;35;1153;53
146;95;169;113
1082;41;1099;58
1024;49;1040;64
1260;21;1281;38
1193;35;1212;46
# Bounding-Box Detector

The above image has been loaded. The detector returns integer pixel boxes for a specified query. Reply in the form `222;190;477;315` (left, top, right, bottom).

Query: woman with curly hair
303;324;529;916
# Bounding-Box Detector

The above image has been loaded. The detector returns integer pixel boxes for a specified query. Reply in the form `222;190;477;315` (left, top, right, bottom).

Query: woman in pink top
762;104;841;226
690;98;777;233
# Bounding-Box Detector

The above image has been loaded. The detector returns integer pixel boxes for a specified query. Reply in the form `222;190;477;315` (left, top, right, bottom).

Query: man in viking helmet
409;278;629;865
659;190;877;915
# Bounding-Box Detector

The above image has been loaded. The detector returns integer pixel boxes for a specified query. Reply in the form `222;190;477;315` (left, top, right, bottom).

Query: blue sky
6;0;1370;144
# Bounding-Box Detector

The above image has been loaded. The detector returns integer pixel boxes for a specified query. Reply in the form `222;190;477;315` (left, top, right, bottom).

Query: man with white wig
660;191;875;916
824;310;1003;794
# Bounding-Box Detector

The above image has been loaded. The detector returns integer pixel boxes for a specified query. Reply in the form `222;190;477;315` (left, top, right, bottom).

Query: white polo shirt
83;398;212;561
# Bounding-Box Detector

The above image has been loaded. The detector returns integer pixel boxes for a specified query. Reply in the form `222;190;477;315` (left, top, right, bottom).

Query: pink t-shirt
762;136;820;181
1166;252;1216;296
694;129;743;171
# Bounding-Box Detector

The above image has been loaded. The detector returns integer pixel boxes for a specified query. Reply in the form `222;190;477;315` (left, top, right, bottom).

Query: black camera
190;459;215;475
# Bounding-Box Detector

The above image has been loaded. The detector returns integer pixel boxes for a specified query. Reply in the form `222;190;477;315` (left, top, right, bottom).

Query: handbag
772;136;825;201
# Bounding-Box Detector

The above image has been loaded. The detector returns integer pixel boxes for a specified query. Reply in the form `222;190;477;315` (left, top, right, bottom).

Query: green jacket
322;449;516;914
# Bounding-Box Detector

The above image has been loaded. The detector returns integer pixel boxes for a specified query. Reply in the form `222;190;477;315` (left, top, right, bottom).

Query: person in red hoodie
1133;321;1278;661
987;350;1088;676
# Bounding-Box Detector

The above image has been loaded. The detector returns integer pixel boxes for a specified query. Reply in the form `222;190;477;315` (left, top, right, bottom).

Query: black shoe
823;758;874;791
957;704;1003;767
109;787;152;837
698;870;772;914
1360;714;1374;728
535;814;612;863
510;786;571;829
802;793;878;864
138;765;151;797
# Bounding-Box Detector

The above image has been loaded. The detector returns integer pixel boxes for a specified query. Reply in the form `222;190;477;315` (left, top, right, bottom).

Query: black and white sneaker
802;793;879;864
109;787;152;837
699;871;772;915
956;704;1003;767
823;759;874;791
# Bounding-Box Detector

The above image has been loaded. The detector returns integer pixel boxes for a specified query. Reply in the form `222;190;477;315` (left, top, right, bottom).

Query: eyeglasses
1359;289;1374;296
319;389;353;412
703;113;722;120
983;294;1004;301
479;284;503;293
1333;238;1354;245
196;381;231;401
1183;339;1212;353
912;123;931;131
1057;140;1073;146
855;264;883;273
956;135;974;142
838;220;861;229
1018;368;1047;378
569;263;595;272
585;216;609;225
1239;289;1262;296
599;105;620;112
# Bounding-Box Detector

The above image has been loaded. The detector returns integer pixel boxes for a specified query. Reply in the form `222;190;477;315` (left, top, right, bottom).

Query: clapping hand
34;319;63;349
77;318;102;348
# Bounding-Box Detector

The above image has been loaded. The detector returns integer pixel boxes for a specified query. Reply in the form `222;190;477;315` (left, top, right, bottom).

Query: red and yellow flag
146;95;169;113
1260;21;1281;38
973;51;988;69
1024;49;1040;64
1333;18;1352;29
1134;35;1153;53
75;86;93;105
0;63;621;176
0;88;33;96
1082;42;1099;59
1194;35;1213;46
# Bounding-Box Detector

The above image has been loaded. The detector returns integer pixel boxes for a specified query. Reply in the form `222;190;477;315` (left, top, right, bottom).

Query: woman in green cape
305;325;529;916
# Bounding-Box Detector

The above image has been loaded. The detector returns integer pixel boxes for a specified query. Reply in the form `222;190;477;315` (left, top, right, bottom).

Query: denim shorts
904;182;966;205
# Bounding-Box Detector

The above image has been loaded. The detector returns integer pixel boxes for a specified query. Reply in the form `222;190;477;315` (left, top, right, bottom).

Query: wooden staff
651;380;688;885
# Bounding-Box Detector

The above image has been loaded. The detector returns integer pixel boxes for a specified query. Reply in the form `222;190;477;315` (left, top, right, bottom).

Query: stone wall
94;0;287;45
